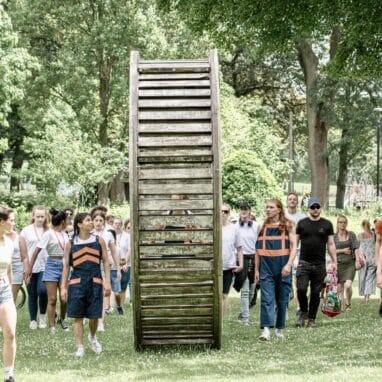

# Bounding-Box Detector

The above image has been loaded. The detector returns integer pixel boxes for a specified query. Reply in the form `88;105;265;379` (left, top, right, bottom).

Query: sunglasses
309;205;321;210
222;210;230;214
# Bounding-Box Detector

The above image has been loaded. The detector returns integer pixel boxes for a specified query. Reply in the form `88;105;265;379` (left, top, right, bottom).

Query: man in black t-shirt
295;197;337;328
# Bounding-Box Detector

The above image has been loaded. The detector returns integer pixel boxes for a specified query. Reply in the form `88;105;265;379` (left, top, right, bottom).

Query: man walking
235;201;259;326
295;197;337;327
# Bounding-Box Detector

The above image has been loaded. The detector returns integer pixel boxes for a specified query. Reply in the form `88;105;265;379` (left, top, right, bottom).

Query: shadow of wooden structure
129;50;222;350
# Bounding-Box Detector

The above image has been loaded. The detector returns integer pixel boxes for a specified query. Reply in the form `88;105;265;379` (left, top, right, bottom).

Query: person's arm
60;241;71;303
109;241;121;280
375;232;382;267
29;247;42;273
19;235;31;282
100;238;111;297
327;235;337;272
7;264;12;285
233;246;243;273
122;249;130;272
281;229;297;276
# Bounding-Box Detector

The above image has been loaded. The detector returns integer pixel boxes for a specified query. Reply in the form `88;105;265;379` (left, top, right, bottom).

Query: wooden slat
141;338;213;345
139;244;213;258
140;259;213;270
139;167;212;180
139;271;213;283
139;122;211;133
139;80;210;88
139;73;210;80
138;62;210;73
141;316;212;324
138;136;212;147
141;280;213;288
142;334;213;339
139;215;213;229
139;230;213;243
142;323;212;330
141;297;213;306
139;181;213;195
138;199;213;211
139;110;211;120
139;88;211;97
138;99;211;108
141;293;213;299
141;307;213;317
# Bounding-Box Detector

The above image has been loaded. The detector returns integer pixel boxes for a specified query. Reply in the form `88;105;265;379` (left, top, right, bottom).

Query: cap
308;197;321;208
239;201;251;209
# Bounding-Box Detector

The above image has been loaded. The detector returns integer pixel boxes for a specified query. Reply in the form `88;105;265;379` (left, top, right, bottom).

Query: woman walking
20;206;49;329
334;215;360;312
358;219;376;303
61;212;111;357
255;199;296;340
0;207;17;382
30;208;69;333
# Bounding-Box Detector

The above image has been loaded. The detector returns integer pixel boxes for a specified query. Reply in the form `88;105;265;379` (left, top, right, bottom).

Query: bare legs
0;300;17;375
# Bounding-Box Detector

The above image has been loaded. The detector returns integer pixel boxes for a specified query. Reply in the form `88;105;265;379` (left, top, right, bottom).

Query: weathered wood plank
139;110;211;120
138;199;213;211
139;181;213;195
140;259;213;270
139;99;211;108
141;316;213;324
141;338;213;345
141;297;213;306
141;293;213;300
139;80;210;88
141;307;213;317
139;215;213;229
139;122;211;133
139;88;211;97
142;330;212;335
138;62;210;73
139;167;212;180
139;230;213;243
142;334;213;339
139;244;213;257
139;273;213;284
138;136;212;147
139;73;210;80
141;304;212;310
141;323;212;329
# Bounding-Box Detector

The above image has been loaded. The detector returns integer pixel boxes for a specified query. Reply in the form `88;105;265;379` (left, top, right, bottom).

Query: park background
0;1;382;381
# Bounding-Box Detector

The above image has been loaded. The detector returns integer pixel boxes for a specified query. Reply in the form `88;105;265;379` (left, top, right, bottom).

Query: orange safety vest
256;223;290;257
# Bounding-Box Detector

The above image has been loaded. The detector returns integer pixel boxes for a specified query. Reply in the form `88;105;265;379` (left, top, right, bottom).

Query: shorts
43;258;63;283
110;270;122;293
120;268;130;292
0;280;13;305
223;269;234;294
67;274;103;319
11;260;24;285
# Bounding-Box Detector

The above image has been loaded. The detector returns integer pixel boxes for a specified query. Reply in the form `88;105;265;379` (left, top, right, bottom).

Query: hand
331;262;337;273
281;264;292;277
233;265;242;273
343;247;352;255
122;264;129;272
255;270;260;284
103;281;111;297
61;287;67;303
355;260;362;270
293;258;299;269
117;269;122;281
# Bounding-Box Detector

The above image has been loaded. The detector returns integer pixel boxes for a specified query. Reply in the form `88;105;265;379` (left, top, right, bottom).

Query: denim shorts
11;260;24;285
43;257;63;283
110;270;122;293
120;268;130;292
0;280;13;305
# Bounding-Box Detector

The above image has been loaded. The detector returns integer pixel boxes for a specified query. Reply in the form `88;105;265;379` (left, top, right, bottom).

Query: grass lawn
4;290;382;382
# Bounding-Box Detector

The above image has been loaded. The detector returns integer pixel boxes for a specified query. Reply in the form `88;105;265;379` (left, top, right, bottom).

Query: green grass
4;291;382;382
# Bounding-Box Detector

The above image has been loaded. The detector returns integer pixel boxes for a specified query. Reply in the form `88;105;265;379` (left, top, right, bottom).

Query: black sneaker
295;313;308;327
57;317;69;331
117;306;124;315
5;377;15;382
307;319;317;328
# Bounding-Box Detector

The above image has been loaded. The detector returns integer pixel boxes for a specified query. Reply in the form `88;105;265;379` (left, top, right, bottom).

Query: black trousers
296;260;326;319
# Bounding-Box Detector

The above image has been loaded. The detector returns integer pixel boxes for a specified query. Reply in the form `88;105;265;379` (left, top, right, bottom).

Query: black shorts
223;269;234;294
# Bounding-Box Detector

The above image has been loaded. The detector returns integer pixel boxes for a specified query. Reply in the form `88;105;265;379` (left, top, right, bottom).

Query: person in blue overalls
255;199;297;341
61;212;111;357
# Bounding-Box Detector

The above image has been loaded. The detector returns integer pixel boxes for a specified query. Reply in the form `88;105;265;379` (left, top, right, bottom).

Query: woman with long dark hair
255;199;297;341
61;212;111;357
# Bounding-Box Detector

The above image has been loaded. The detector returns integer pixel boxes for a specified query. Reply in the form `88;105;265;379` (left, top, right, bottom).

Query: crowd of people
0;205;131;381
222;193;382;340
1;194;382;381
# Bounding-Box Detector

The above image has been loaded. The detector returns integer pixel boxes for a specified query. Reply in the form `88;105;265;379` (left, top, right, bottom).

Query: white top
10;233;21;263
94;229;115;269
73;235;97;245
0;236;14;281
116;231;130;260
20;225;48;273
222;224;243;270
236;220;259;255
285;211;306;226
37;229;69;257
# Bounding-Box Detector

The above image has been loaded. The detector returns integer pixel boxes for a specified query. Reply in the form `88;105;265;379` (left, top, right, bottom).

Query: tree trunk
297;38;329;207
109;169;126;203
335;126;350;209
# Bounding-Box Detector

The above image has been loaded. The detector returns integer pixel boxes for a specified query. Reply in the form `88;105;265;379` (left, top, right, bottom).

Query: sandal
345;304;352;312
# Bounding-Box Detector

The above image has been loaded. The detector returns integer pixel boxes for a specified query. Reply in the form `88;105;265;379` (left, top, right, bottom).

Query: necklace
33;225;43;241
53;230;65;251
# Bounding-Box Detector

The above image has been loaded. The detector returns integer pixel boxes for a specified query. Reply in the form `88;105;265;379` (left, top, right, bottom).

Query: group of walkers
0;205;131;381
222;192;382;341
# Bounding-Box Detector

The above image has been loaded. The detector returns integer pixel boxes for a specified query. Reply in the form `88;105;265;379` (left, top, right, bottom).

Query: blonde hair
336;214;348;233
30;205;49;230
264;199;292;232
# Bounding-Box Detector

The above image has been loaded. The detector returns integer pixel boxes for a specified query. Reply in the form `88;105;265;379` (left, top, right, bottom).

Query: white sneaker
275;329;285;339
50;326;56;335
259;327;271;341
39;314;47;329
88;334;102;354
30;320;38;330
97;321;105;332
75;346;85;358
